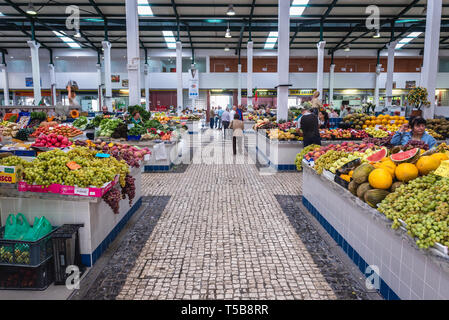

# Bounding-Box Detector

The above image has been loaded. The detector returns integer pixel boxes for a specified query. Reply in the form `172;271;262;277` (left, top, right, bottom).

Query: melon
366;148;387;163
353;163;375;184
357;182;373;200
368;168;393;190
364;189;390;208
390;181;404;193
348;180;359;196
395;163;419;182
416;156;440;175
390;148;420;164
379;161;396;178
431;152;449;164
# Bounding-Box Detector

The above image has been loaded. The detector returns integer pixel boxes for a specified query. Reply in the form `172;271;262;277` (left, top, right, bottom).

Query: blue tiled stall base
255;146;296;171
144;164;173;172
301;196;400;300
81;197;142;267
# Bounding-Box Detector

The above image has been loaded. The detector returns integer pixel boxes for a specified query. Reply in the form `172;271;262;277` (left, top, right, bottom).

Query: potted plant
407;87;430;117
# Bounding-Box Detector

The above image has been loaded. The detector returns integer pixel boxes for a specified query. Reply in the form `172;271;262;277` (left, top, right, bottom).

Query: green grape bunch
314;150;347;175
378;174;449;249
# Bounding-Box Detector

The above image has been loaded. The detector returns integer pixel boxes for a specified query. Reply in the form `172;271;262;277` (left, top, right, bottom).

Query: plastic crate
0;257;54;290
0;226;59;267
52;224;85;285
127;135;141;141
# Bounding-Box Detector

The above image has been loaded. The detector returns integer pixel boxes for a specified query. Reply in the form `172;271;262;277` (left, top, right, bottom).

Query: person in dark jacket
299;105;321;147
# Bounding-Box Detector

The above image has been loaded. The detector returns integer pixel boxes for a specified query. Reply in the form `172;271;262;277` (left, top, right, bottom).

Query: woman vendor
391;117;437;149
130;111;143;126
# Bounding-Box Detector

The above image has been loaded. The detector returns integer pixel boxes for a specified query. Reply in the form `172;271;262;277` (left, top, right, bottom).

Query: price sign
0;172;16;183
95;153;110;158
66;161;81;170
434;160;449;178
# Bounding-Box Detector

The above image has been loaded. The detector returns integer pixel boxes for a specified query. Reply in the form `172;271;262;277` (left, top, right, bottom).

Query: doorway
210;95;232;110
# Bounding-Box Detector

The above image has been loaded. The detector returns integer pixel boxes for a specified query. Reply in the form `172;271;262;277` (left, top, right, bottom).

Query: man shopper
209;107;215;129
299;105;321;147
216;106;224;129
221;107;231;138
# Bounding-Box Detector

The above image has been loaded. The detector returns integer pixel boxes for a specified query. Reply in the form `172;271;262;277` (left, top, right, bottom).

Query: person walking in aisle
216;106;224;129
209;107;215;129
230;106;237;123
221;107;231;138
229;113;244;155
299;105;321;147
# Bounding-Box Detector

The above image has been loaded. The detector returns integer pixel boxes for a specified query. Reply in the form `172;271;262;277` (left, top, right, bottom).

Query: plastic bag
23;217;52;241
153;142;168;161
4;213;31;240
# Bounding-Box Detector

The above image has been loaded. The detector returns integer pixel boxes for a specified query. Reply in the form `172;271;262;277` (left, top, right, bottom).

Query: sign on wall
188;68;199;99
122;79;129;87
405;81;416;89
25;77;42;87
111;75;120;83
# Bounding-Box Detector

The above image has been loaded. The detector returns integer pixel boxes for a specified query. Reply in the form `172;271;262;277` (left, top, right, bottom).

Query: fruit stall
0;146;144;268
300;141;449;300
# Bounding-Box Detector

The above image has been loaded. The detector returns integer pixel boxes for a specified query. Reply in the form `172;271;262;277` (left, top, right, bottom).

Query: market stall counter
130;139;182;172
0;166;142;267
302;162;449;300
256;129;360;171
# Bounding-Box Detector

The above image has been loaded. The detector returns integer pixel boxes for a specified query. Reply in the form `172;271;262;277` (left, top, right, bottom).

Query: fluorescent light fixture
162;30;176;49
52;30;81;48
395;32;422;49
395;19;421;24
83;18;104;22
138;0;153;16
26;2;37;15
264;31;278;49
290;0;309;17
206;19;223;23
226;4;235;16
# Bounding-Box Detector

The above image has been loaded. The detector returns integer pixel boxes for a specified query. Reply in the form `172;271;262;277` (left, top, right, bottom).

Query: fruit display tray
18;174;119;197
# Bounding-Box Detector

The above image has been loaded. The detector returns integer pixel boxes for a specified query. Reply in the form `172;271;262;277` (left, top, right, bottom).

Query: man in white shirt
221;108;231;139
229;106;236;123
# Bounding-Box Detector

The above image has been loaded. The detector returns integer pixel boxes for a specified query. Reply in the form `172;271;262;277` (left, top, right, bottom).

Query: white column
328;64;335;105
247;41;253;107
96;63;102;111
316;41;326;97
27;40;41;105
125;0;141;106
48;64;56;105
0;63;9;106
176;41;183;110
237;63;242;105
422;0;442;119
375;64;381;111
385;41;397;109
276;0;290;121
144;63;150;111
206;55;210;73
102;41;112;111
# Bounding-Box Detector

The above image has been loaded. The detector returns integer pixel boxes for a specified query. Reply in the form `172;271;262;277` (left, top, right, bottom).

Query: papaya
364;189;390;208
348;180;359;196
352;163;375;185
390;181;404;193
357;182;372;200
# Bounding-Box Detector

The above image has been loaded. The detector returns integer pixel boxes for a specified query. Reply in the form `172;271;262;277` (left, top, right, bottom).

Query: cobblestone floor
81;130;372;300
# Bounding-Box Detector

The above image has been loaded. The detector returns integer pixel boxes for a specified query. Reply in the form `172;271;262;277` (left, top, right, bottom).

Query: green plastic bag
23;217;52;242
4;213;31;240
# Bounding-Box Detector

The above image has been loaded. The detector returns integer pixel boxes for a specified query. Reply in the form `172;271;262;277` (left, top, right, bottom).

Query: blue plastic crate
127;135;141;141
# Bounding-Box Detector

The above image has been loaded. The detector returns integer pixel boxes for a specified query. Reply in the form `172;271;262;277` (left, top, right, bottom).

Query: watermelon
390;148;420;164
366;148;387;162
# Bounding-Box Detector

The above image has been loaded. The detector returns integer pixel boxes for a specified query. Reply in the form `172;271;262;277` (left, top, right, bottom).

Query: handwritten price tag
74;187;89;196
66;161;81;170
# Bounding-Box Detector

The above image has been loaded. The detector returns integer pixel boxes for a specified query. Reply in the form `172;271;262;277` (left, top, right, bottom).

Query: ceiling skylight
290;0;309;17
52;31;81;48
138;0;153;16
162;31;177;49
395;32;422;49
264;31;278;49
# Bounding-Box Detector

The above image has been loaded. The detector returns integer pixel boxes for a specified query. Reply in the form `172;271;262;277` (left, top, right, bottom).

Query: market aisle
114;130;336;300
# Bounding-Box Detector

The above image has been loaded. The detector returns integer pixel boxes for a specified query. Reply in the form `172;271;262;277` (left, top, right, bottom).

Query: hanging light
26;2;37;15
224;45;230;51
226;4;235;16
225;22;232;38
344;46;350;52
74;31;81;38
373;30;381;38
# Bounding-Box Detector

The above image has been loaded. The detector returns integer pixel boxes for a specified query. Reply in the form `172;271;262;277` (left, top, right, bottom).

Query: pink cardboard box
18;181;50;193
